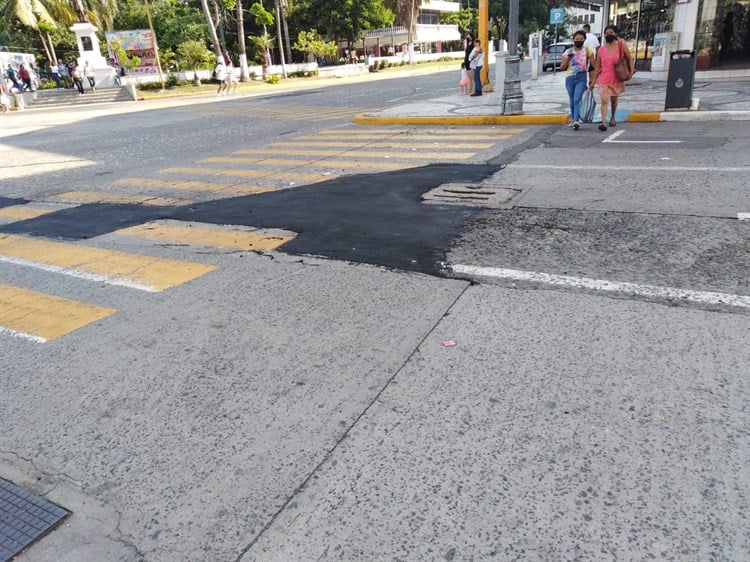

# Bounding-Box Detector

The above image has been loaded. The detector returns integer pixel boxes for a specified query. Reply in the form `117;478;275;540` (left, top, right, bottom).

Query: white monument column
70;22;116;88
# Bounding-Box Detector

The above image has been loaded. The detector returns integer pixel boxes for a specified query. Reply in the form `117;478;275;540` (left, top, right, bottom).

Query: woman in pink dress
591;25;634;131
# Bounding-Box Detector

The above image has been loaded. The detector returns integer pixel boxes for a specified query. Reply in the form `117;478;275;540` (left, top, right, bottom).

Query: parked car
543;42;574;72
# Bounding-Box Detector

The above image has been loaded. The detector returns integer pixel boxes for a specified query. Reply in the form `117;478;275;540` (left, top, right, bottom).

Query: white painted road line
508;164;750;172
451;264;750;310
739;213;750;221
602;130;683;144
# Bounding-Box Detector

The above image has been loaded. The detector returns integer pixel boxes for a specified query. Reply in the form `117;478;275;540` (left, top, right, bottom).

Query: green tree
177;38;213;85
110;38;141;75
293;29;336;62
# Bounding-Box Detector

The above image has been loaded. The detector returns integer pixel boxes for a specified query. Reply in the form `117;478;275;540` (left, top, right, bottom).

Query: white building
359;0;462;57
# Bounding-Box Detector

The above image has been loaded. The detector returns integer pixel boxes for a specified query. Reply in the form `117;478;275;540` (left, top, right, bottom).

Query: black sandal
598;124;607;131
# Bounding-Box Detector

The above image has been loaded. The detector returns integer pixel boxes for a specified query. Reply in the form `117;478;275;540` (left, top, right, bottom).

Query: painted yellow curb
353;112;666;126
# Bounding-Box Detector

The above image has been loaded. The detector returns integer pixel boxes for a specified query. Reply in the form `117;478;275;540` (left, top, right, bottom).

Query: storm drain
422;183;521;208
1;479;69;562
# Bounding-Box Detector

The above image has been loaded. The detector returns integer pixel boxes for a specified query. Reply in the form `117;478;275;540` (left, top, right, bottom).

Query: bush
39;80;57;90
165;74;179;88
137;81;163;91
266;75;280;84
437;56;454;62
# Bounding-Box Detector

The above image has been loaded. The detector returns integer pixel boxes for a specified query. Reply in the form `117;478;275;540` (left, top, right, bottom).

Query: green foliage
291;0;394;43
177;39;214;71
110;40;141;72
440;7;475;36
39;80;57;90
293;30;337;59
249;2;274;27
266;74;280;84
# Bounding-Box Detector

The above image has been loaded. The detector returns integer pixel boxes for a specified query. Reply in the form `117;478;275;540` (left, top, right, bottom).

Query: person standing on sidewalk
591;25;633;131
468;38;484;97
18;64;33;91
83;62;96;92
5;65;21;92
463;32;475;94
560;30;596;130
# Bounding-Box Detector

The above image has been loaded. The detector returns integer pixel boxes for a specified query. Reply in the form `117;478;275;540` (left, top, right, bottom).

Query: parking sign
549;8;565;25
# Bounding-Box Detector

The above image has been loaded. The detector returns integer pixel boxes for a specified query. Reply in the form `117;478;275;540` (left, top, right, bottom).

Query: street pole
143;0;165;91
502;0;523;114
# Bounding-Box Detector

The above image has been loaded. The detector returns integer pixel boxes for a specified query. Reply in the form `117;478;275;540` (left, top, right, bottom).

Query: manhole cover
1;479;69;562
422;184;521;208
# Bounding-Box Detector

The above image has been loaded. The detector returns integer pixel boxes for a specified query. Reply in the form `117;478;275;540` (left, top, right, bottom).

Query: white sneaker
573;121;580;130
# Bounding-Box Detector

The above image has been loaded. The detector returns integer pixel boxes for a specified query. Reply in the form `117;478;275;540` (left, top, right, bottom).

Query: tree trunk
214;0;226;54
199;0;223;58
38;31;53;68
274;0;287;77
281;1;292;63
236;0;250;81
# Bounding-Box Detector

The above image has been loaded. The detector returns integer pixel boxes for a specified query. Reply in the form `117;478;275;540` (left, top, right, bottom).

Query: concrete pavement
355;70;750;125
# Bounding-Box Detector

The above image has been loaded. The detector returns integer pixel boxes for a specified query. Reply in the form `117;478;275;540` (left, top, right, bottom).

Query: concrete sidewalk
355;70;750;125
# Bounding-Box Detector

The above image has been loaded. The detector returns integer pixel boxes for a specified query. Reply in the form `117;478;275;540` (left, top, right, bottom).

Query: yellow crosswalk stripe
0;283;116;343
0;234;215;292
200;157;406;171
114;178;278;196
233;148;476;160
51;191;194;207
290;133;512;142
270;140;495;149
313;128;523;136
161;167;334;183
115;222;295;251
0;206;54;222
196;105;373;121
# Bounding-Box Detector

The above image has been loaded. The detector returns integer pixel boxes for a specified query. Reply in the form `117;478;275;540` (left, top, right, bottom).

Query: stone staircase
26;86;133;110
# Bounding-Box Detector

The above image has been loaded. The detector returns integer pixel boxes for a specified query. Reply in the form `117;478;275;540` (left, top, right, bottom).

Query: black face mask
605;34;616;43
574;40;584;48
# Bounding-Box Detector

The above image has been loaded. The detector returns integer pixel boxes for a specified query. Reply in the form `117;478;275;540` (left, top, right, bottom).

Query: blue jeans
473;67;482;94
565;72;587;122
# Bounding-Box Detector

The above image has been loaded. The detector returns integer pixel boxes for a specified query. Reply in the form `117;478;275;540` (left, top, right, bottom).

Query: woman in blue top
560;30;596;130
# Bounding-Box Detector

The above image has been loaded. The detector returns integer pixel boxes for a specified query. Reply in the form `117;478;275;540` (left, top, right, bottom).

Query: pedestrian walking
5;65;21;92
591;25;634;131
83;62;96;92
71;63;85;94
58;62;68;87
468;38;484;97
560;30;596;130
51;63;61;88
582;23;600;83
224;60;239;94
463;32;475;94
214;58;227;95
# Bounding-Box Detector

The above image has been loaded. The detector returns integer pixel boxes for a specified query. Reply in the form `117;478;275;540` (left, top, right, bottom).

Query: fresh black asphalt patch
0;163;497;276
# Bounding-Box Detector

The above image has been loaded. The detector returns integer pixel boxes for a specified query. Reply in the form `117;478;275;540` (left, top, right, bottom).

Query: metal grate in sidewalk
0;478;69;562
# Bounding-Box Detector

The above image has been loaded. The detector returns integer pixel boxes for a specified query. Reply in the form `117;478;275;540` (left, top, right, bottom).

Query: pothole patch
422;183;521;208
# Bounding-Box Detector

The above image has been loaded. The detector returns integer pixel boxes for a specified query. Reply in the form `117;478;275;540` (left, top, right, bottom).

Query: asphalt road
1;69;748;561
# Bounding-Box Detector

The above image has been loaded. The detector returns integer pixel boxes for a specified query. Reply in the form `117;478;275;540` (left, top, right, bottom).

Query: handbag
580;89;597;123
613;40;632;82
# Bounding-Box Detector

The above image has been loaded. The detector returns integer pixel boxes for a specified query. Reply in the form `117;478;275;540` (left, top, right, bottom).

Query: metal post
502;0;524;114
143;0;165;91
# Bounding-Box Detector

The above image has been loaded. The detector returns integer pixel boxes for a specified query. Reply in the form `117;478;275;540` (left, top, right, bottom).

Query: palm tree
250;31;274;80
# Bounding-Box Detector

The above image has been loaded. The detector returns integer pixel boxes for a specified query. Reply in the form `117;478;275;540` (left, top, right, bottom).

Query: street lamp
502;0;524;114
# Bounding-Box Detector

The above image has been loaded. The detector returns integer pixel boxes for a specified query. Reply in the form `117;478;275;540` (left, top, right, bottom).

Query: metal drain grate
422;184;521;208
1;479;69;562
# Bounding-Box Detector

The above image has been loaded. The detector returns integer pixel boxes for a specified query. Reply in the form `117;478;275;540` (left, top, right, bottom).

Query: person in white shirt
582;24;600;82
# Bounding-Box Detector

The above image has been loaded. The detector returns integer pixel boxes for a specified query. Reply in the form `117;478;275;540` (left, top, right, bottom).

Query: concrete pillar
673;1;700;51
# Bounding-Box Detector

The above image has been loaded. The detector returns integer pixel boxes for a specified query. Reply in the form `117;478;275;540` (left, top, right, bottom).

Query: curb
353;110;750;126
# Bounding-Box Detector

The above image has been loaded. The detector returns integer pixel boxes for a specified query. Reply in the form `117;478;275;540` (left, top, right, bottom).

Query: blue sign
550;8;565;25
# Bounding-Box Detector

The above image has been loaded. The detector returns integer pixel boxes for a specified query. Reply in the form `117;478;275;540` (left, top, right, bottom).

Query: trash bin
665;50;696;111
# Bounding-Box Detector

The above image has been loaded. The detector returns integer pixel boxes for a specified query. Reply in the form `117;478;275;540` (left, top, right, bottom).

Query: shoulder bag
614;40;632;82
